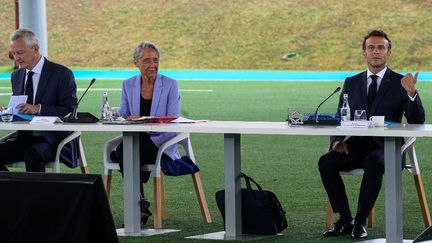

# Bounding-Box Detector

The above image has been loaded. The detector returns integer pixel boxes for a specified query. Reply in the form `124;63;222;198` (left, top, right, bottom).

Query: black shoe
323;219;354;237
352;223;367;239
141;209;152;225
120;199;152;227
140;199;150;212
140;199;152;225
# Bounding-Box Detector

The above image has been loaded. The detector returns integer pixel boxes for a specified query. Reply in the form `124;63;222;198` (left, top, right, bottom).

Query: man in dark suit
319;30;425;239
0;28;77;172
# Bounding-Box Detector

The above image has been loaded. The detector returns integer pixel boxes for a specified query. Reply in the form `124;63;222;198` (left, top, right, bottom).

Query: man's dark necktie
25;71;34;104
368;75;378;111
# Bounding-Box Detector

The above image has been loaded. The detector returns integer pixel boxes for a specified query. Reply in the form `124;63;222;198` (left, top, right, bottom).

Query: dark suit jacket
331;68;425;146
9;58;79;167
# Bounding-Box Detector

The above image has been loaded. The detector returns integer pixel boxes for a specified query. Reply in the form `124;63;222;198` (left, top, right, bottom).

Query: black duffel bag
215;172;287;235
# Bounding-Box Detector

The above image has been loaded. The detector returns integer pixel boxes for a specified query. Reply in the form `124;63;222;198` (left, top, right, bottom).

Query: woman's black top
140;96;152;116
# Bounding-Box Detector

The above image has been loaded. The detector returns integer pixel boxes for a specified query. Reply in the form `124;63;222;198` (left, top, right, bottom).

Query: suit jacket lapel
14;69;26;95
131;75;141;115
151;74;163;116
360;72;368;110
358;72;371;115
371;69;392;115
34;58;50;104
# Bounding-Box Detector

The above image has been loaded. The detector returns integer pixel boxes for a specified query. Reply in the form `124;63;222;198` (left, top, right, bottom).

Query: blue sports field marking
1;70;432;81
0;88;212;97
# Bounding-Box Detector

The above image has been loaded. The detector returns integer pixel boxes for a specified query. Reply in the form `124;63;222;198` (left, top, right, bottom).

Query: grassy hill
1;0;432;71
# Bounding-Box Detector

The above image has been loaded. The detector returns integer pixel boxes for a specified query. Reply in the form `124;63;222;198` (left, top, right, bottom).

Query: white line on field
180;89;214;92
78;88;213;92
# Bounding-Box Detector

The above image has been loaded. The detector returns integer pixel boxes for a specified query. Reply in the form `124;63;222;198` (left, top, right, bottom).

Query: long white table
1;121;431;242
150;121;432;242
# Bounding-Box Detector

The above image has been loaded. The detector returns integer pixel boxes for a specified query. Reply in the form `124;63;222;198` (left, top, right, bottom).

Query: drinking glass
0;107;13;122
287;108;303;126
354;110;367;121
111;107;119;120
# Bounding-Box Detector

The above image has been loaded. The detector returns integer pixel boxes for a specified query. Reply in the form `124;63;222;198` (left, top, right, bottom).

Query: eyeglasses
138;58;159;65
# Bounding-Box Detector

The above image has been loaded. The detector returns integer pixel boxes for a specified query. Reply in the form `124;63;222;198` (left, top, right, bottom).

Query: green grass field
0;79;431;242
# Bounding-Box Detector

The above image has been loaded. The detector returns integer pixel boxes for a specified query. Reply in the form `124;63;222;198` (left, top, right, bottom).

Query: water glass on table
287;107;304;126
0;107;13;122
354;110;367;121
111;107;119;120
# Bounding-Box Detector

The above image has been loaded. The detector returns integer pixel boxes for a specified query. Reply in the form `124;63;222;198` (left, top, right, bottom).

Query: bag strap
240;172;263;190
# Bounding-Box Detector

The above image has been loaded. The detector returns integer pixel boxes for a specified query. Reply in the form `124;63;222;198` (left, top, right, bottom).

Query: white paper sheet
337;120;372;129
171;117;209;123
30;116;63;125
8;95;28;114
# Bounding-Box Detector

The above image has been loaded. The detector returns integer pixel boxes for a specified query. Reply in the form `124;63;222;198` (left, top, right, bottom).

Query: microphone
302;87;341;125
62;78;99;123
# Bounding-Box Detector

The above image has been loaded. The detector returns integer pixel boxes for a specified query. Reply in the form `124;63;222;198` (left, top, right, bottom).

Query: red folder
131;116;177;123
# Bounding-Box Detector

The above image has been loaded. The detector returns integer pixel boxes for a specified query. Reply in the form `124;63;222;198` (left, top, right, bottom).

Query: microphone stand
62;78;99;123
314;87;341;123
72;78;96;119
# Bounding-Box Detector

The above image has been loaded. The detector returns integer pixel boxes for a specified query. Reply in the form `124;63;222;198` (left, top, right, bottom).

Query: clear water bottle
101;92;112;121
340;93;351;121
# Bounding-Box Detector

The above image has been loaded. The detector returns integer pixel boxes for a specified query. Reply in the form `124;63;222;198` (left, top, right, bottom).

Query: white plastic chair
325;137;431;230
5;131;89;174
103;132;212;229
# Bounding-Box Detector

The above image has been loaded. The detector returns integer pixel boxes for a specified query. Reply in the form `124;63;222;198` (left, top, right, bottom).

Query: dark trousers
318;137;384;225
111;132;171;197
0;132;57;172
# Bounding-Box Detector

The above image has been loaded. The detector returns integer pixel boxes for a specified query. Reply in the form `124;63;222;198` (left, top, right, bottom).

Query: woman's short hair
133;41;161;61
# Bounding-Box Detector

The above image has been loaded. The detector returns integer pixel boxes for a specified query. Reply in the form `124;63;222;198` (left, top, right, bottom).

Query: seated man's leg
319;150;363;237
318;151;357;222
355;148;384;225
0;141;26;171
24;142;57;172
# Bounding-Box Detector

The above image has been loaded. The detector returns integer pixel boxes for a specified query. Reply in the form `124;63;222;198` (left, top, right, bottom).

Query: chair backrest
340;136;419;176
402;137;419;175
103;136;123;173
144;132;194;177
178;134;196;161
57;131;86;168
104;133;195;178
5;131;86;173
340;168;364;176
